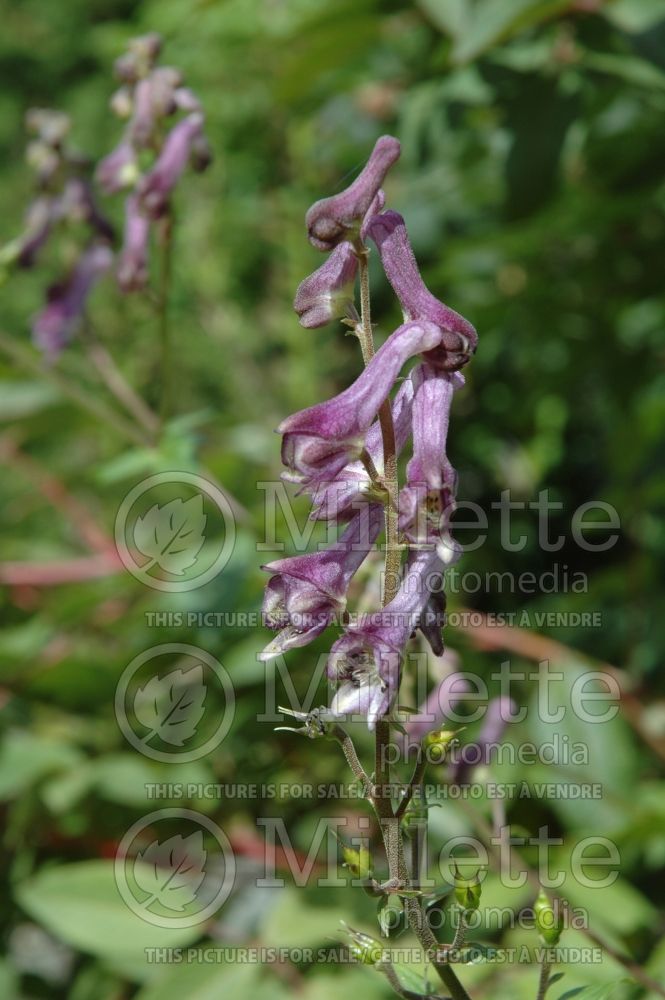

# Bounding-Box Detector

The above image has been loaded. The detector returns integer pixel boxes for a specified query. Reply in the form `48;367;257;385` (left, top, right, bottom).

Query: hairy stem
536;960;551;1000
451;909;467;952
331;725;373;795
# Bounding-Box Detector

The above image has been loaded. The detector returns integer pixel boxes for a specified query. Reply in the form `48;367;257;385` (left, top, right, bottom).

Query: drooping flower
367;210;477;371
279;320;442;489
399;363;462;565
308;372;415;521
32;243;112;357
96;141;138;195
117;195;150;292
327;548;442;728
138;112;204;219
260;504;383;660
294;242;358;328
306;135;400;251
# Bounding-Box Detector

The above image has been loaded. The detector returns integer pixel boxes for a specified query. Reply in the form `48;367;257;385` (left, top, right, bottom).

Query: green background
0;1;664;997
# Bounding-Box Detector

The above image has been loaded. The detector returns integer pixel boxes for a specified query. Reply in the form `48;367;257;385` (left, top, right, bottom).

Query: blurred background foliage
0;0;664;997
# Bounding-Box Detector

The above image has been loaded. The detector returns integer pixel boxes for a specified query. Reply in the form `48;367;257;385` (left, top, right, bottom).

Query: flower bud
534;888;564;945
453;868;482;911
422;728;459;762
341;844;373;880
343;925;384;965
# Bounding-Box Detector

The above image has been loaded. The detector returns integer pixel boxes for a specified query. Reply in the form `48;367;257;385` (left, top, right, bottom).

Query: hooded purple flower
117;195;150;292
306;135;400;251
367;210;477;371
279;320;442;489
294;242;358;328
260;504;383;660
138;112;204;219
129;67;182;147
96;140;138;195
398;363;462;563
327;547;442;729
32;243;112;357
308;371;415;522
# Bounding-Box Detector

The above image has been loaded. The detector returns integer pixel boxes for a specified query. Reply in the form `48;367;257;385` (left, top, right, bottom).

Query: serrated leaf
134;832;206;912
134;665;207;747
133;496;206;575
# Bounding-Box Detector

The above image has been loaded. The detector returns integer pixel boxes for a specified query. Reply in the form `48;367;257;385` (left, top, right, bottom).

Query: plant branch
0;330;149;446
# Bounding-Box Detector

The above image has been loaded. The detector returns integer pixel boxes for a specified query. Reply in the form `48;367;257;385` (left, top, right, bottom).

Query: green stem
157;212;174;424
0;330;149;446
83;322;160;439
536;960;551;1000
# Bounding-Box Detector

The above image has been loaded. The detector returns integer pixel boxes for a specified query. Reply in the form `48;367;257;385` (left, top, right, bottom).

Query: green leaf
422;0;572;64
0;730;82;801
16;862;201;960
558;982;635;1000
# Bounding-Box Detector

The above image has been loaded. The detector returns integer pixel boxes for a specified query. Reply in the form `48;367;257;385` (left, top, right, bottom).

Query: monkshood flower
293;192;387;329
138;113;204;219
367;210;477;371
260;504;383;660
306;135;400;251
308;373;415;521
97;141;138;195
294;242;358;328
399;363;462;564
32;244;113;357
280;320;442;489
327;548;442;729
117;195;150;291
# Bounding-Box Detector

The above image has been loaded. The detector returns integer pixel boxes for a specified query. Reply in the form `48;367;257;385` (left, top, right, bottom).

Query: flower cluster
263;136;477;729
0;109;114;356
96;33;211;291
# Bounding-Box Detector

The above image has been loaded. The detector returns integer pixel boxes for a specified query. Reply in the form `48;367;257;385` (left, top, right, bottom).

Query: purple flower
279;320;442;489
14;197;54;267
32;243;112;357
327;548;442;728
62;179;114;243
308;371;415;521
96;141;137;195
117;195;150;292
138;113;204;218
398;364;462;563
129;67;182;147
294;242;358;328
306;135;400;251
367;210;477;371
260;504;383;660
